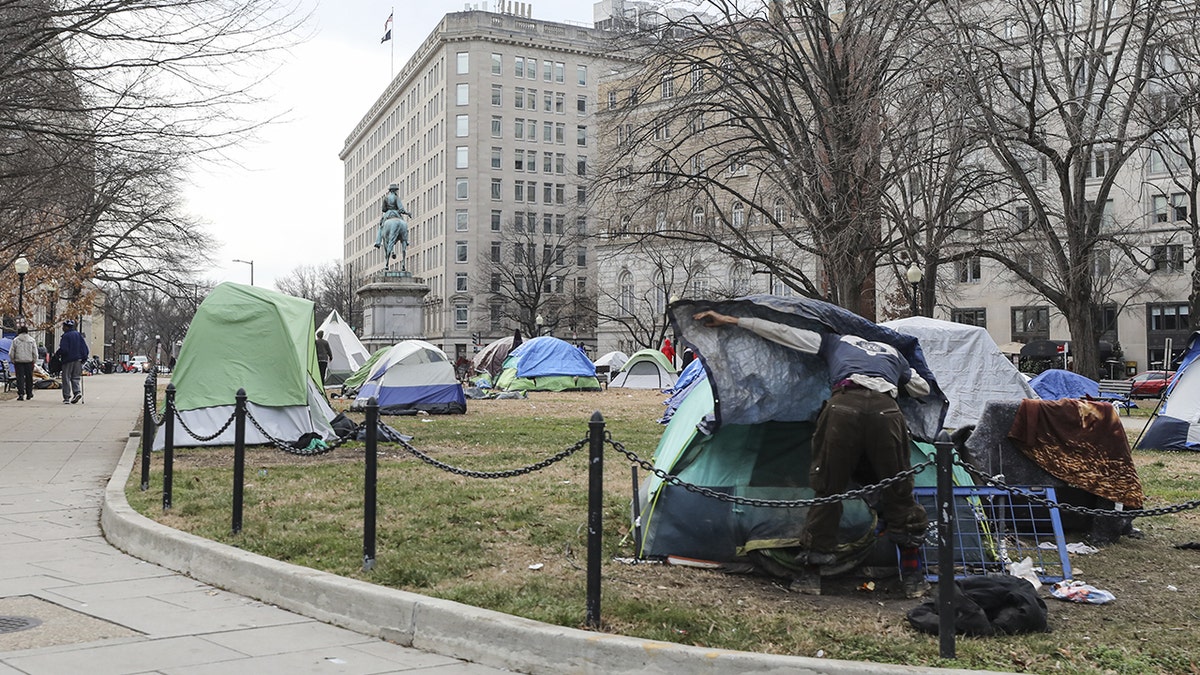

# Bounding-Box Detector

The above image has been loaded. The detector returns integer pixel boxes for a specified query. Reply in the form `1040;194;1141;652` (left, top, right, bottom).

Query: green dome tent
155;283;336;448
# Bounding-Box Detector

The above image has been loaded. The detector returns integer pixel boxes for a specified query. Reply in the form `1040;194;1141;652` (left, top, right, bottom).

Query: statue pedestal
357;271;429;352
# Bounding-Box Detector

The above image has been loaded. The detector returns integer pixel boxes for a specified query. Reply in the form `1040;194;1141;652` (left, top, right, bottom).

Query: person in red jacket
660;337;676;368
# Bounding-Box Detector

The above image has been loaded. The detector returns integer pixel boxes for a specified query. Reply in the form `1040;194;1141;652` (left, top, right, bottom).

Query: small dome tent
351;340;466;415
495;336;600;392
156;282;336;448
609;348;678;390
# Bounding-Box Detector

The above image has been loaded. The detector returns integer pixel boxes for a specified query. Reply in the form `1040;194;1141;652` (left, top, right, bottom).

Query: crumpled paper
1007;556;1042;590
1051;579;1115;604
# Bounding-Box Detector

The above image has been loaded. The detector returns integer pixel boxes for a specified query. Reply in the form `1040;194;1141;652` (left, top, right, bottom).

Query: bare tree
474;214;590;339
944;0;1191;376
593;0;941;319
0;0;306;292
275;260;349;324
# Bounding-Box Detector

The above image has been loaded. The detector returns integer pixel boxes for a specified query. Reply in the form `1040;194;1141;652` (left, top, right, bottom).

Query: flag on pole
381;12;393;43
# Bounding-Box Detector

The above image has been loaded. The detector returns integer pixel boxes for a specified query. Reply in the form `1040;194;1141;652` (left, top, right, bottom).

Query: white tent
593;350;629;371
317;310;370;385
882;316;1037;429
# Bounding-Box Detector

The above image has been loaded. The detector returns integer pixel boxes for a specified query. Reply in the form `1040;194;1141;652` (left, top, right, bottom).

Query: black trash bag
354;420;413;444
907;575;1049;637
330;412;357;438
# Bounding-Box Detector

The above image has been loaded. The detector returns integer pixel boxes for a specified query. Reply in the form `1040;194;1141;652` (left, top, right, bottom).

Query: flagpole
390;6;395;80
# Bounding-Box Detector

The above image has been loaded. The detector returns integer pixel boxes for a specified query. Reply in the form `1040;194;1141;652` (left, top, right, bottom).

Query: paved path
0;374;501;674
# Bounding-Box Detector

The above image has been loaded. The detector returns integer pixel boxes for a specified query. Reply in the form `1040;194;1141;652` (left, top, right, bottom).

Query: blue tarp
1029;369;1099;400
670;295;948;442
0;337;11;374
504;336;596;378
660;358;708;425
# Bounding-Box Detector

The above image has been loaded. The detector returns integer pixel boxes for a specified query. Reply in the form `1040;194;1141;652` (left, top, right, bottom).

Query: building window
491;52;502;75
607;91;617;109
1011;306;1050;342
455;241;468;263
544;90;553;113
514;56;524;78
543;121;553;143
490;241;501;262
951;308;987;327
514;118;524;140
455;114;469;137
456;272;468;292
526;88;536;109
456;52;469;74
577;95;587;114
491;115;502;138
576;216;587;235
543;183;553;204
692;206;705;229
690;63;704;89
455;178;469;200
1149;302;1190;331
1084;147;1112;179
456;209;469;231
661;74;674;99
491;84;502;106
490;178;501;200
773;198;786;223
618;271;635;315
525;56;536;79
957;256;982;283
514;151;525;172
456;83;469;106
491;210;501;231
513;212;525;233
554;153;565;174
456;146;468;169
731;202;745;227
491;274;501;293
577;185;587;204
514;86;525;109
514;182;525;202
577;125;587;146
1150;193;1188;223
491;147;501;169
455;303;468;329
1151;244;1184;272
577;156;587;176
577;64;587;85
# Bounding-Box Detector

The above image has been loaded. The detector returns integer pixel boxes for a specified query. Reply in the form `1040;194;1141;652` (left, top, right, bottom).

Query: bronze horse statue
375;184;410;271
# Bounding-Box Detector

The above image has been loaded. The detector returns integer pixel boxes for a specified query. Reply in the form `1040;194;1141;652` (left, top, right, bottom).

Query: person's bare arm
693;310;821;354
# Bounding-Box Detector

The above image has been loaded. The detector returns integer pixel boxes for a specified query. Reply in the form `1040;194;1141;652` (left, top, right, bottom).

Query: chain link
245;408;349;456
144;381;165;428
605;432;934;508
174;408;238;443
954;458;1200;518
391;434;589;478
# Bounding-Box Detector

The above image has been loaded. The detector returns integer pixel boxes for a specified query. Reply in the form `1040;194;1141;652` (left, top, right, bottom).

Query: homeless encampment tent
882;316;1037;429
472;336;514;380
316;310;370;385
638;296;975;577
1029;369;1098;400
350;340;466;415
0;337;11;376
342;347;387;394
1138;331;1200;451
494;336;600;392
155;282;337;448
609;348;678;390
593;350;629;372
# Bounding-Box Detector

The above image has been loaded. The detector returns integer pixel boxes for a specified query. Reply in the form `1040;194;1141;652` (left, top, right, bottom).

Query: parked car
1128;370;1176;398
129;355;150;372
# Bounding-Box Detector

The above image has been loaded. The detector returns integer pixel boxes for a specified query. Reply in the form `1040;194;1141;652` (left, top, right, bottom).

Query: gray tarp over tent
670;295;948;439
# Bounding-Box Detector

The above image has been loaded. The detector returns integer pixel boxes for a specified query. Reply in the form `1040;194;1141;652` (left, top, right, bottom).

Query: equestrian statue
375;183;411;271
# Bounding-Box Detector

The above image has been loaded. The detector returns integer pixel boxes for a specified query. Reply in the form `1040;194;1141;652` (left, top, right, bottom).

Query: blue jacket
59;328;89;363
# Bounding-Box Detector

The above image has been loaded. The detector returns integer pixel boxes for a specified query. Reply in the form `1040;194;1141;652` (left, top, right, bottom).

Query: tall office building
340;8;623;362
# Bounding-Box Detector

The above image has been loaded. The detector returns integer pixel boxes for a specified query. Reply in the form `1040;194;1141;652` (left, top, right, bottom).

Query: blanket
1008;398;1143;508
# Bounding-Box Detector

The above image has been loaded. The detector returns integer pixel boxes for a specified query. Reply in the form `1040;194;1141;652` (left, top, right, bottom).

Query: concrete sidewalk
0;374;500;674
2;373;1004;675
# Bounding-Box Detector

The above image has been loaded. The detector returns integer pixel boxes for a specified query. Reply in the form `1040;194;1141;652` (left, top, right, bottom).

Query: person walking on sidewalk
693;309;931;597
10;326;38;401
57;320;89;404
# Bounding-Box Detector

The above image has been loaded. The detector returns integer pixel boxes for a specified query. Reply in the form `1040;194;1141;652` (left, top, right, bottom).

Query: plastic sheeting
1029;369;1098;400
670;295;948;441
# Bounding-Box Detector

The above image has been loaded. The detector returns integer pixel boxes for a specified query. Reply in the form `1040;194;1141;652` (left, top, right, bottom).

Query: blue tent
351;340;465;415
495;336;600;391
660;357;707;424
1138;332;1200;451
1029;369;1098;400
0;337;12;375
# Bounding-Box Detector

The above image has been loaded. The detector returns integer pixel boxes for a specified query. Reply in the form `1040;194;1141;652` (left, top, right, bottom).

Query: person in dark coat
315;330;333;383
57;320;89;404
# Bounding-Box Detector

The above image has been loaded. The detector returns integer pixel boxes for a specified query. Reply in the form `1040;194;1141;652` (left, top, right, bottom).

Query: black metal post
162;384;176;511
363;397;379;571
232;388;247;534
16;272;24;319
910;281;920;317
935;432;956;658
585;411;605;629
141;374;155;490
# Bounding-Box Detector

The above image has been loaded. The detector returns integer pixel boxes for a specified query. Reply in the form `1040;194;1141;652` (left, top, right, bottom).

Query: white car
129;355;150;372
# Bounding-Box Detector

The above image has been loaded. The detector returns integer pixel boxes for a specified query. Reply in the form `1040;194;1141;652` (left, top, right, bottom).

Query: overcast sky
185;0;592;290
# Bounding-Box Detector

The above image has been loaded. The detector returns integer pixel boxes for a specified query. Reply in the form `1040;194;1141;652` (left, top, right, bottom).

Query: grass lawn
127;389;1200;674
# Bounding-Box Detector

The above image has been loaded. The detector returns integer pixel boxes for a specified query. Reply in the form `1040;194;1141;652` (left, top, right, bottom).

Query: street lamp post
232;259;254;286
14;256;29;321
906;262;924;317
535;313;544;336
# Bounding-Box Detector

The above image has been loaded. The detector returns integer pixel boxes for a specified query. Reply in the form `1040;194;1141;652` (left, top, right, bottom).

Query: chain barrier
174;409;238;443
245;408;357;456
954;457;1200;519
605;432;934;508
145;380;166;428
391;434;590;479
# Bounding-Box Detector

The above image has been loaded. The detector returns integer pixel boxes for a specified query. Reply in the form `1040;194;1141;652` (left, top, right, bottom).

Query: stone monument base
357;271;429;352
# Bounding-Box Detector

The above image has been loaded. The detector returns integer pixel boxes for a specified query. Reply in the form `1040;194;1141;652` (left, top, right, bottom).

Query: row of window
468;52;586;86
450;209;587;235
949;303;1188;340
953;243;1186;285
489;86;588;115
488;241;587;266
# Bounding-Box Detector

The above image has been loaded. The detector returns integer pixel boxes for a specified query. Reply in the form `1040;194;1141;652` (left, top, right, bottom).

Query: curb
101;433;1006;675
